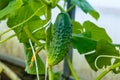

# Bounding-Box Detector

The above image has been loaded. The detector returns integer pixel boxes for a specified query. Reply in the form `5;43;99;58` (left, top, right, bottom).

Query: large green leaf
71;0;99;20
83;21;112;43
24;44;45;74
85;40;119;71
0;0;23;19
7;4;46;43
72;34;97;54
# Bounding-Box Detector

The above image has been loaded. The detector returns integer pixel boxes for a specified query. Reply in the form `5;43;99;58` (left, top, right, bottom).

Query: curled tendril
95;55;120;70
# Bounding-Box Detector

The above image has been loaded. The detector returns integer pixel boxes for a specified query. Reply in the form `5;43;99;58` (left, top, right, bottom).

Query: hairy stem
66;54;79;80
96;62;120;80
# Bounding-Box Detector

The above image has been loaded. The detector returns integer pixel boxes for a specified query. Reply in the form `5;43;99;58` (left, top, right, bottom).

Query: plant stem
48;65;53;80
52;0;57;8
45;7;51;52
66;54;79;80
56;4;66;12
45;6;53;80
96;62;120;80
0;34;16;44
67;4;75;12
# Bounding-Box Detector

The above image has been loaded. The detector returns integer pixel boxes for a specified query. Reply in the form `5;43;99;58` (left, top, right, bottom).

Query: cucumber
47;12;72;66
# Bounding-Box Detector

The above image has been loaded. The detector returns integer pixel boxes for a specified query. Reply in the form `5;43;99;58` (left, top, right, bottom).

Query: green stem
66;54;79;80
0;5;45;37
0;34;16;44
67;4;75;12
48;65;53;80
96;62;120;80
52;0;57;8
56;4;66;12
23;26;41;46
45;7;51;52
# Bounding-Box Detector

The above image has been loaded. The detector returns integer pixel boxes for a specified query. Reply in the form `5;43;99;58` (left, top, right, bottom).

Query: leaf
0;0;10;10
0;0;23;19
72;20;83;34
29;0;46;16
71;0;99;20
72;34;97;54
83;21;112;43
53;72;61;80
7;4;46;43
85;40;119;71
24;44;45;74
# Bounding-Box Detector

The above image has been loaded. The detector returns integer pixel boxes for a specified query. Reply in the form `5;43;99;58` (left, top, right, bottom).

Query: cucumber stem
48;65;53;80
66;54;79;80
96;62;120;80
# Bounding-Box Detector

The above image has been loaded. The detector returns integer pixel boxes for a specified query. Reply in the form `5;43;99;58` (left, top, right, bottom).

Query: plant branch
66;54;79;80
96;62;120;80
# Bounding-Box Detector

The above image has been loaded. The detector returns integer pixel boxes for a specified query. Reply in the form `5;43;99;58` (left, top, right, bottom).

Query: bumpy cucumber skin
47;13;72;66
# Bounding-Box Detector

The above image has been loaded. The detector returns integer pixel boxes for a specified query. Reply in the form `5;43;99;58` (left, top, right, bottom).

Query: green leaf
71;0;99;20
7;4;46;43
83;21;112;43
72;34;97;54
29;0;46;16
72;20;83;34
85;40;119;71
0;0;23;19
53;72;61;80
0;0;10;10
24;44;45;74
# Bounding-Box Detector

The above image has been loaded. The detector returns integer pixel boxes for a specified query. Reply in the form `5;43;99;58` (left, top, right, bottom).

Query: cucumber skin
47;13;72;66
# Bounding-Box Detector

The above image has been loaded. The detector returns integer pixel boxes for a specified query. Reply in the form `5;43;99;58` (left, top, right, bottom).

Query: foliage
0;0;120;80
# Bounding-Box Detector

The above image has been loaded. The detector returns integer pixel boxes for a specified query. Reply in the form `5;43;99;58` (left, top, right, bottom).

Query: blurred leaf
24;44;45;74
72;33;97;54
53;72;61;80
0;0;23;19
71;0;99;20
85;40;119;71
72;20;83;34
83;21;112;43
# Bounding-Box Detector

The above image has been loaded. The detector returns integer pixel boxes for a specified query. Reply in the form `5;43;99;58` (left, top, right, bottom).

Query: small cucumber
47;12;72;66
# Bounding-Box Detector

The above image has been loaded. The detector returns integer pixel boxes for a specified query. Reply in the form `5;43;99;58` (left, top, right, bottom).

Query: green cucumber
47;12;72;66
